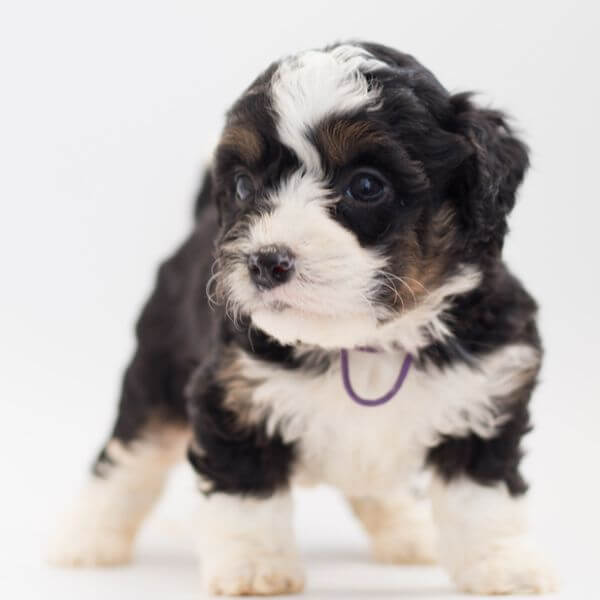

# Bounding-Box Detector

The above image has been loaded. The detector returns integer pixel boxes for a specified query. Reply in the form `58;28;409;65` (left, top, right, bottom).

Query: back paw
47;524;134;567
371;524;437;565
349;495;437;565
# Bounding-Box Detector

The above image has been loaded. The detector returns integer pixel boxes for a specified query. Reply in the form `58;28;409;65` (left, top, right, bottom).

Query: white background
1;1;599;598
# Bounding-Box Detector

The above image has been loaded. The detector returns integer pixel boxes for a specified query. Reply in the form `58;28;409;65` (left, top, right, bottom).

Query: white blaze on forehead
271;44;387;173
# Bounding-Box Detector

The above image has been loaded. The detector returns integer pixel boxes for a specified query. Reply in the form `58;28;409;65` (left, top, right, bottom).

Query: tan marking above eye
318;120;387;165
220;126;264;164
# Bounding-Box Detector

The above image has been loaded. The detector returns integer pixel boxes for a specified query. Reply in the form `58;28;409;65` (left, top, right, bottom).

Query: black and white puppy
50;42;556;596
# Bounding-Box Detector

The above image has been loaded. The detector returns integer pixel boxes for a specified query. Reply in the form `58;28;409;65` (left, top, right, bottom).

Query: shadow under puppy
49;42;556;596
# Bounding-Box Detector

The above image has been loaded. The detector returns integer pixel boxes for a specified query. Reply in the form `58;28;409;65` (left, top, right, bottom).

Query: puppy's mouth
250;282;315;314
263;298;292;313
247;277;376;321
246;280;383;349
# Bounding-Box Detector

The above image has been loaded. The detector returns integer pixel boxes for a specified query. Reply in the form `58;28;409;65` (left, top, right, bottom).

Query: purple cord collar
340;347;413;407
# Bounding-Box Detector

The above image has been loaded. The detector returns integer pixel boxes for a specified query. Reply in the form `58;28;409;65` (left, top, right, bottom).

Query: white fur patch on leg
349;488;437;565
48;476;137;567
48;429;188;567
431;476;557;595
197;491;304;596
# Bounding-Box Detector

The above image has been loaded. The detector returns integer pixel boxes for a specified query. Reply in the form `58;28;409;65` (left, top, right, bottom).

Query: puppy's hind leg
48;420;189;567
48;230;208;567
349;486;437;565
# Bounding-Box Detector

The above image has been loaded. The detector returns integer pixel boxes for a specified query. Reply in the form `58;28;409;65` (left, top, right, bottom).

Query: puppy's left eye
345;172;386;202
234;174;254;202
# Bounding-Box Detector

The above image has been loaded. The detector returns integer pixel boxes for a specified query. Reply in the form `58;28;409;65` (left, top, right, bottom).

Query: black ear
449;93;529;252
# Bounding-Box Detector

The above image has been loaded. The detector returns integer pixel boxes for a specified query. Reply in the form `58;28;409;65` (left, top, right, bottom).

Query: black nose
248;246;295;290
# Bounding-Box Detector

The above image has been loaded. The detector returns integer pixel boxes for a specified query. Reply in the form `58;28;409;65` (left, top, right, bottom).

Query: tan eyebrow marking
318;120;387;165
219;126;264;164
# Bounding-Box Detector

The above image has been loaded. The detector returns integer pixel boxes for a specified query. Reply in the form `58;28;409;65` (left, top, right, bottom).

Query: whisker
376;269;430;309
358;290;380;321
205;269;221;309
398;275;430;294
378;277;405;312
396;276;418;306
375;270;408;312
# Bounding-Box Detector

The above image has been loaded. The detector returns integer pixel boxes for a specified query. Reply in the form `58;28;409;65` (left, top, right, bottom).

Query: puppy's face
210;43;528;349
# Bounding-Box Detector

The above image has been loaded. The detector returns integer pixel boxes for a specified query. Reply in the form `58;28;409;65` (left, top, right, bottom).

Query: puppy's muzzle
248;246;295;290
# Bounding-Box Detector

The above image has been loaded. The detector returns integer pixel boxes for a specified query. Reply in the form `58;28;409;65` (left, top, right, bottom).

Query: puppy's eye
345;172;385;202
234;174;254;202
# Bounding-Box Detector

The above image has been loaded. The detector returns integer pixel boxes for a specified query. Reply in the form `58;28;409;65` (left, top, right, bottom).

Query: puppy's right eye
345;171;386;203
234;174;254;203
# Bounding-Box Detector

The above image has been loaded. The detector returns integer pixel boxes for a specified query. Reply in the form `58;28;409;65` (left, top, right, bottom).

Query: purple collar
340;347;413;407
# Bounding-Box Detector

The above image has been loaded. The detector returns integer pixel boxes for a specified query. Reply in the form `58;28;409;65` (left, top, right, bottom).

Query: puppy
49;42;556;596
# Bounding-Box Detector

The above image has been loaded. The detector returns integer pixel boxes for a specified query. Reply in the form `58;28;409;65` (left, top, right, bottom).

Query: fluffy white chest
236;345;536;495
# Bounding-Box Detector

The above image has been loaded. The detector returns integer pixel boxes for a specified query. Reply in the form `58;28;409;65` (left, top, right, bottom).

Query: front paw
203;552;305;596
449;538;557;595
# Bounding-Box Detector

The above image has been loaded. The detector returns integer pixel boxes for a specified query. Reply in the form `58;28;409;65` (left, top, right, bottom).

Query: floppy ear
449;93;529;252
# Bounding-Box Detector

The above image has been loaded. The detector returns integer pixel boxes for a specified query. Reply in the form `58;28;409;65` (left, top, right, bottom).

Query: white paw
47;524;134;567
203;553;305;596
371;524;437;565
449;538;557;595
373;535;436;565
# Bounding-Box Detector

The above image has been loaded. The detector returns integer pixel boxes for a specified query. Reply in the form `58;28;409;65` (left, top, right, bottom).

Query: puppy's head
209;42;529;349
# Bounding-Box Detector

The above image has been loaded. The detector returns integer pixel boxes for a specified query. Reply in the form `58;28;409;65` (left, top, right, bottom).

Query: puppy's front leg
187;364;304;596
197;491;304;596
431;475;556;595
